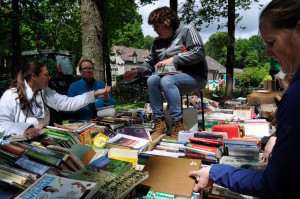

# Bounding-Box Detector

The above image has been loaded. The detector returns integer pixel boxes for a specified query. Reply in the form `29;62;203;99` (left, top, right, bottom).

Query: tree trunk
11;0;21;77
225;0;235;97
170;0;178;13
98;1;111;86
81;0;105;81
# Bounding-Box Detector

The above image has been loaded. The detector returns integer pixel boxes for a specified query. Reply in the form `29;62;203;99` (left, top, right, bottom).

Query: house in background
206;56;226;80
110;46;149;83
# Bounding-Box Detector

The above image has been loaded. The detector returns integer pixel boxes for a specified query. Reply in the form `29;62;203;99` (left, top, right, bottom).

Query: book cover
87;156;132;176
69;168;149;199
106;133;149;150
212;124;240;139
140;156;201;198
0;148;20;163
219;156;266;170
189;137;222;146
29;145;69;161
0;143;26;156
24;149;62;167
15;158;49;175
15;173;98;199
122;126;150;139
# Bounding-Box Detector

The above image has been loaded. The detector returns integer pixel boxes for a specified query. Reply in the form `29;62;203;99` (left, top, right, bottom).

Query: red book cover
189;137;222;146
0;143;26;155
212;124;240;139
186;144;222;158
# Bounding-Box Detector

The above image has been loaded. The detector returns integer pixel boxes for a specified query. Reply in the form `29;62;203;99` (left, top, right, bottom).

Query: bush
234;65;270;88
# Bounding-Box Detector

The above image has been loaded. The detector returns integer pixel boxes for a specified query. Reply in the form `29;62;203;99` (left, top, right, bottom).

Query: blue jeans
147;73;207;121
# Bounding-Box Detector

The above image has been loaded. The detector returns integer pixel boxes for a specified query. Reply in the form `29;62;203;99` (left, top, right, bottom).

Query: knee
160;76;176;89
147;75;161;88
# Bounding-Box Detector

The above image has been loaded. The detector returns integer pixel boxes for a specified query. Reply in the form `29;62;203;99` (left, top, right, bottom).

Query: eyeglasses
81;68;94;72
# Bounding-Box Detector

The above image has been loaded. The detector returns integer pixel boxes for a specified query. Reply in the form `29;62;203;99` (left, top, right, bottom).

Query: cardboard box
246;90;284;104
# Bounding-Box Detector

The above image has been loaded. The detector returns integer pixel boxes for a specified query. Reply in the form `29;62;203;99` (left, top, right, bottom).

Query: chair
181;90;205;131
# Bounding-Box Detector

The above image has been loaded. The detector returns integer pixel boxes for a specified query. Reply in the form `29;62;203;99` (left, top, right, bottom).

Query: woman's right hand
123;70;138;80
24;127;42;139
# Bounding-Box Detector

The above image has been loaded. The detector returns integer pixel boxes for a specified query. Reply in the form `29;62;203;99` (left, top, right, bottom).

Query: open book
154;64;182;76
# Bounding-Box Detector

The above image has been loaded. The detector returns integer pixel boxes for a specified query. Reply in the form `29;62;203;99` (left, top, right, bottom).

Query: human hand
94;86;111;97
155;57;174;69
24;127;42;139
123;70;138;80
260;136;276;163
99;91;109;101
189;166;214;192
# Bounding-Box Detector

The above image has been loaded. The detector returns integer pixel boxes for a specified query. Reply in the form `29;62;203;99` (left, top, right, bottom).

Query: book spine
30;145;69;161
0;148;20;162
0;165;38;180
184;152;216;160
45;130;71;138
0;144;25;155
10;141;32;150
24;150;61;167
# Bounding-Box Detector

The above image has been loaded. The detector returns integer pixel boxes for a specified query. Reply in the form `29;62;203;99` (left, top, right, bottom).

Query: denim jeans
147;73;207;121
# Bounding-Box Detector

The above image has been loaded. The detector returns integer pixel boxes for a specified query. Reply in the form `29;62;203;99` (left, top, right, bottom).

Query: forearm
210;164;270;198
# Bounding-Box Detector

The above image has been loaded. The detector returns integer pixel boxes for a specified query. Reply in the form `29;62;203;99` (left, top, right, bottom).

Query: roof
206;56;226;73
113;46;149;63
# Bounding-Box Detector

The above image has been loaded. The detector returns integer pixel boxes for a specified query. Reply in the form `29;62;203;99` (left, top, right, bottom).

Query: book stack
224;138;260;160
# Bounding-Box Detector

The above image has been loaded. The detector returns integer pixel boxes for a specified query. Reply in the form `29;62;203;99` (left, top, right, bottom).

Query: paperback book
87;156;132;176
15;173;98;199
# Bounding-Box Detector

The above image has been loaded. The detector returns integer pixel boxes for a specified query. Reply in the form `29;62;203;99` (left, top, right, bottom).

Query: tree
142;35;156;50
81;0;104;81
180;0;260;97
205;32;227;62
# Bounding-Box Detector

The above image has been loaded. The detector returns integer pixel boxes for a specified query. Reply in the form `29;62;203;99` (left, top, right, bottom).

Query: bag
45;104;62;126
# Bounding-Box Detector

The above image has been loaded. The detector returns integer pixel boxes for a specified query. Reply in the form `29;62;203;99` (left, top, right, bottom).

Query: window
132;55;137;64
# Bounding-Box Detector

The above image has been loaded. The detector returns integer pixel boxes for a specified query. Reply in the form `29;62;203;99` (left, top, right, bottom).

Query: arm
43;87;110;112
0;90;33;137
173;25;206;66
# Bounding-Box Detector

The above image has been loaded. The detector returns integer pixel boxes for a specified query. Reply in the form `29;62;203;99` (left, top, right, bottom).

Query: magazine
154;64;182;76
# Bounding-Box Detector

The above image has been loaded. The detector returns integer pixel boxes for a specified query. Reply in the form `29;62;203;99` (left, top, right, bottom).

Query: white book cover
15;173;97;199
106;133;149;149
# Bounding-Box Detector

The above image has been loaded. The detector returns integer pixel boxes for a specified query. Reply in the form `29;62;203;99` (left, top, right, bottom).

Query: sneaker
171;119;186;140
151;118;167;139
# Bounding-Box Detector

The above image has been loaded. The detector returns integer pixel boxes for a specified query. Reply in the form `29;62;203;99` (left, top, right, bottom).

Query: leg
147;75;167;139
147;75;164;118
160;73;207;121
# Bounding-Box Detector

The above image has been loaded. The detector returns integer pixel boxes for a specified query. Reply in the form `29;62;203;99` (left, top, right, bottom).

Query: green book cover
0;148;20;163
45;130;71;139
24;149;61;167
87;156;132;176
69;168;149;199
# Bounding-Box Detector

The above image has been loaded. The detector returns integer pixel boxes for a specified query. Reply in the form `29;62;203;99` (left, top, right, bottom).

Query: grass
115;100;146;111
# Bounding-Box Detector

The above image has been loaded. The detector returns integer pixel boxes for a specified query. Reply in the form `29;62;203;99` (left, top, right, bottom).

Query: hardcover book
106;133;150;151
185;143;222;158
87;156;132;176
15;173;98;199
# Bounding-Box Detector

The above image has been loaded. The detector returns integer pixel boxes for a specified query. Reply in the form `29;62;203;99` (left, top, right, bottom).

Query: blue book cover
15;158;49;175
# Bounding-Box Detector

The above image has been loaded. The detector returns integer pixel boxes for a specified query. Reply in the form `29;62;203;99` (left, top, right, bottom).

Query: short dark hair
148;6;180;31
79;59;94;71
260;0;300;29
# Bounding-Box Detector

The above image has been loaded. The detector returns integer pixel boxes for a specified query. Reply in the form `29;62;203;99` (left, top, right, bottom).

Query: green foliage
205;32;268;69
142;35;156;50
234;65;270;88
205;32;227;62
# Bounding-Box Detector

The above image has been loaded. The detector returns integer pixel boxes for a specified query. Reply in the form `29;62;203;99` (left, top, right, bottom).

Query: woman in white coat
0;61;110;140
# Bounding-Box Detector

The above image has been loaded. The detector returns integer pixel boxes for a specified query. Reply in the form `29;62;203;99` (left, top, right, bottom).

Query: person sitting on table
0;61;111;141
123;6;207;140
67;59;115;122
189;0;300;198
